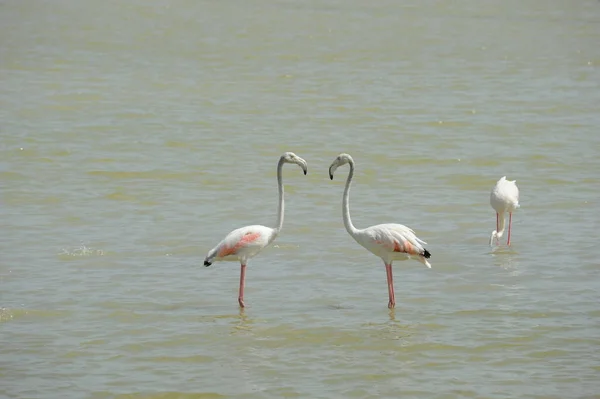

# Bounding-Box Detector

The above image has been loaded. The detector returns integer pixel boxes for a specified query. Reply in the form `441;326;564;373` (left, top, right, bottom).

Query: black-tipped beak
329;173;333;180
204;260;211;267
303;169;307;175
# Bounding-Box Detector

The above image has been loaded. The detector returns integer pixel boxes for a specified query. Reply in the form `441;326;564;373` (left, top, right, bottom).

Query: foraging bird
204;152;308;308
328;153;431;309
489;176;520;246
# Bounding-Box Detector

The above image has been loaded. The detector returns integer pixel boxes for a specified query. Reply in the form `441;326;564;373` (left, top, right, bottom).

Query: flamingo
204;152;308;308
328;153;432;309
489;176;519;246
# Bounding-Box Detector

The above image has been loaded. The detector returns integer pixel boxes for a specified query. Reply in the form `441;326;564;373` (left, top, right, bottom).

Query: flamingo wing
362;223;428;256
205;225;274;265
217;229;264;257
367;224;426;256
506;180;520;207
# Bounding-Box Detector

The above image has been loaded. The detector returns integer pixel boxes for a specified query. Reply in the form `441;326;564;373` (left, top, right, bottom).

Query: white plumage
489;176;520;246
329;153;431;309
204;152;307;308
353;223;431;268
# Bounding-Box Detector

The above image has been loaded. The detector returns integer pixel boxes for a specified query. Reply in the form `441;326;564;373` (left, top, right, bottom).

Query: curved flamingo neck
274;156;285;234
495;211;506;238
342;159;359;237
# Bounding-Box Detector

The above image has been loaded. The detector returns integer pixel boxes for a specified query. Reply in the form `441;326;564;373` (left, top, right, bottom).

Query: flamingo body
204;152;307;308
352;224;431;268
489;176;519;246
204;225;275;265
329;153;431;309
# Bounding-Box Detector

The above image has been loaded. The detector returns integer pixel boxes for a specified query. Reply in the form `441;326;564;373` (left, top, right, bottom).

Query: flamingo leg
238;263;246;308
385;263;395;309
507;213;513;246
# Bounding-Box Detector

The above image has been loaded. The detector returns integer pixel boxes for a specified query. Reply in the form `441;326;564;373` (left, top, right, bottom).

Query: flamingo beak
300;160;307;175
329;160;340;180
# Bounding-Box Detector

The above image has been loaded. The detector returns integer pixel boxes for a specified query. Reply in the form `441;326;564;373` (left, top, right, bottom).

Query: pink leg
385;263;395;309
238;264;246;308
507;213;513;246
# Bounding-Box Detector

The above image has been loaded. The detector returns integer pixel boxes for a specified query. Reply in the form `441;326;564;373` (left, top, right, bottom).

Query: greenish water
2;1;600;398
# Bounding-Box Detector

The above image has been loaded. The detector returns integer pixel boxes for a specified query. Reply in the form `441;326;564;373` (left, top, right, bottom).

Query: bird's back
490;176;519;213
207;225;276;263
357;223;428;258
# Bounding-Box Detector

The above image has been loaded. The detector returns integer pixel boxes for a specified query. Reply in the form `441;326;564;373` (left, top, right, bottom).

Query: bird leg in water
238;264;246;308
385;263;395;309
507;213;513;246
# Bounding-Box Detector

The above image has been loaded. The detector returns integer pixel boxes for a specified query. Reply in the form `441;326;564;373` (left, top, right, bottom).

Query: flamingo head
329;153;353;180
281;152;307;175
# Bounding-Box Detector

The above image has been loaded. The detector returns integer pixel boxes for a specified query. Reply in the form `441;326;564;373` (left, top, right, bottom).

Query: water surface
2;0;600;398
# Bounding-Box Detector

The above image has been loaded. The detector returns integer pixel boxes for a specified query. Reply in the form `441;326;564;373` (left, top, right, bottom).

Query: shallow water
2;0;600;398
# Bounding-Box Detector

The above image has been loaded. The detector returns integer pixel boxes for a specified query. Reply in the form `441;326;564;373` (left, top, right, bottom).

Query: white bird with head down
328;153;432;309
489;176;519;246
204;152;307;308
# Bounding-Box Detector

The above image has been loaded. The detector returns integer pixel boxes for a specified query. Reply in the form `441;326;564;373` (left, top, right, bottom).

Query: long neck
274;157;285;233
496;211;506;238
342;160;359;236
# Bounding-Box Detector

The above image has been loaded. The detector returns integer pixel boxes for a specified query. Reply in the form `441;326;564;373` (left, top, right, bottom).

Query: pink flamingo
328;153;432;309
489;176;520;246
204;152;307;308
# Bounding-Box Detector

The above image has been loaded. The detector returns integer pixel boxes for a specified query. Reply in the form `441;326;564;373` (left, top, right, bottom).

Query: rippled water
2;0;600;398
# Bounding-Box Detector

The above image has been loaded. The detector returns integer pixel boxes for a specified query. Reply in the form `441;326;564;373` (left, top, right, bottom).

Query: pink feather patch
218;231;262;257
393;240;416;255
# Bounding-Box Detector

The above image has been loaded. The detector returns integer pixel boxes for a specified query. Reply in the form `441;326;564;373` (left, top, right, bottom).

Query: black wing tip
423;249;431;259
204;260;212;267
